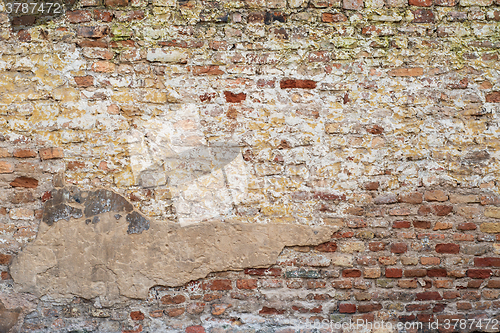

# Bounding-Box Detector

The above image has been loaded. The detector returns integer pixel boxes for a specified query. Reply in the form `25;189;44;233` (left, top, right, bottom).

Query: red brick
13;149;37;158
236;279;257;289
224;91;247;103
364;181;379;190
315;241;337;252
435;243;459;254
393;221;411;228
385;268;402;278
486;92;500;103
18;30;31;42
432;205;453;216
405;269;427;277
1;271;11;280
67;10;91;23
259;307;285;315
75;75;94;87
391;242;407;254
458;222;476;230
245;268;281;276
161;295;186;304
399;315;416;322
338;303;356;313
412;9;435;23
434;304;450;314
342;269;362;277
443;291;459;299
427;268;447;277
39;148;63;160
357;303;382;312
333;280;352;289
186;326;205;333
475;257;500;267
10;177;38;188
468;280;483;288
417;314;434;322
409;0;432;5
369;242;385;251
94;9;114;22
461;291;480;301
488;280;500;288
456;302;472;310
167;308;184;317
406;304;431;311
365;125;383;135
413;221;431;229
280;79;316;89
105;0;128;6
468;269;493;279
78;40;108;48
130;311;144;320
416;291;442;301
321;13;347;22
0;254;12;265
418;205;432;215
202;279;232;290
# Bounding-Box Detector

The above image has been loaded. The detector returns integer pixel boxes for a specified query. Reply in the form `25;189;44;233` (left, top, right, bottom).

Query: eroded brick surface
0;0;500;331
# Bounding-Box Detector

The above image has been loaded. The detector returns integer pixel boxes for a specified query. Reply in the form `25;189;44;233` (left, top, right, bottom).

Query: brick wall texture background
1;0;500;331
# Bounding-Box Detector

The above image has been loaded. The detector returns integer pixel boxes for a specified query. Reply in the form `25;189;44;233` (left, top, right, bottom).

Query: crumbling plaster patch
10;188;337;305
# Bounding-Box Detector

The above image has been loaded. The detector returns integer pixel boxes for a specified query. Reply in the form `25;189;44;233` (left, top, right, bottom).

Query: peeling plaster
11;189;337;305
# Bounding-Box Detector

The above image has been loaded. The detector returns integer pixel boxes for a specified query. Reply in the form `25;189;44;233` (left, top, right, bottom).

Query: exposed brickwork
1;0;500;331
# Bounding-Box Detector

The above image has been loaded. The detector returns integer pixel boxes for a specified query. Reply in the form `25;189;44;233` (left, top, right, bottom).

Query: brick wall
1;0;500;331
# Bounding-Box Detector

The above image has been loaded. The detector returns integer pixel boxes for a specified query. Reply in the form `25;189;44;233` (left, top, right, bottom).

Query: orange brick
388;67;424;77
39;148;64;160
13;149;37;158
421;257;440;265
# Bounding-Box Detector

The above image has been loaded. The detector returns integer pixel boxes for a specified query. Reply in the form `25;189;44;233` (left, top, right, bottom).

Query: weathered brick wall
1;0;500;331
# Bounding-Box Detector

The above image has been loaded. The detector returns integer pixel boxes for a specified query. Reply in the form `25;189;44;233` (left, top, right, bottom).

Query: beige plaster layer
10;212;337;305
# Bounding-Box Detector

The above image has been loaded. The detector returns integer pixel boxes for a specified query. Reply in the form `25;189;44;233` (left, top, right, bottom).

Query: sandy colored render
10;188;337;305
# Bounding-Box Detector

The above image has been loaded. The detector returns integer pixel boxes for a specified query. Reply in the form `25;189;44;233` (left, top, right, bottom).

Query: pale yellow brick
339;241;365;253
